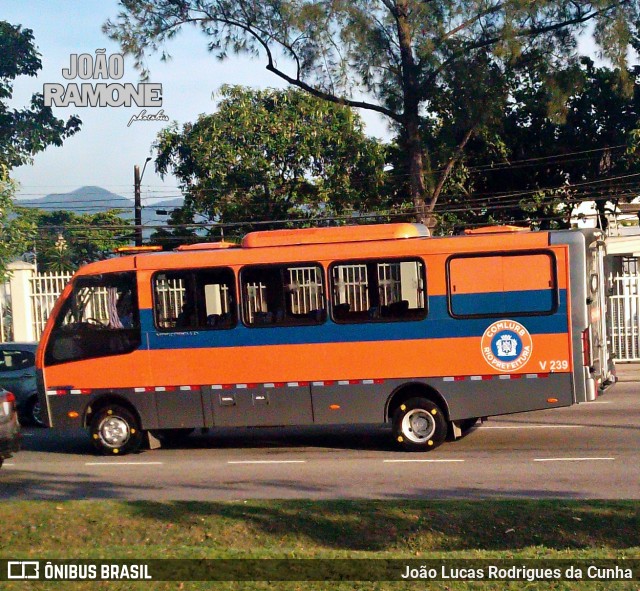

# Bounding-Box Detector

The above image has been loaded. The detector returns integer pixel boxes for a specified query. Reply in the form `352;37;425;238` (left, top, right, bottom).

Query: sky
2;0;391;210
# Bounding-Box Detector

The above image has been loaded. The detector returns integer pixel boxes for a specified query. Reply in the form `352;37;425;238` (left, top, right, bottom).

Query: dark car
0;342;42;426
0;388;20;468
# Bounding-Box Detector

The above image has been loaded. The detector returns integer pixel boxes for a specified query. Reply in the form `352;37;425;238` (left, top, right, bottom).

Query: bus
36;223;615;455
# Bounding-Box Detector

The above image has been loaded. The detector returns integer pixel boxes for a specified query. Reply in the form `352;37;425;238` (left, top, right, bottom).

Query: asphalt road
1;383;638;500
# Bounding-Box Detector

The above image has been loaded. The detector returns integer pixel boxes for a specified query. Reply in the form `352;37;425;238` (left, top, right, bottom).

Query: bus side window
241;264;325;327
448;252;557;318
154;272;186;329
330;259;426;323
198;269;237;328
153;267;237;331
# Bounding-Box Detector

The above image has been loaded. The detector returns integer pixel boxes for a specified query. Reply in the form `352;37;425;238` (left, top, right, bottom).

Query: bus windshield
45;272;141;366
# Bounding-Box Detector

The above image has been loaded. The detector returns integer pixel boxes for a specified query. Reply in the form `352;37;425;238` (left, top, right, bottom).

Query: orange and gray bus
36;223;615;454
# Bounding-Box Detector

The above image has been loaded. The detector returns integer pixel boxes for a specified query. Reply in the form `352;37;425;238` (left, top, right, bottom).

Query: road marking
383;459;465;463
2;463;15;466
481;425;581;429
21;433;34;437
85;461;164;466
533;457;615;462
227;460;306;465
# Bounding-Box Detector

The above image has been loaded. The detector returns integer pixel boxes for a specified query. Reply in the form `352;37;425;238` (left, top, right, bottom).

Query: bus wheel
26;395;45;427
90;405;143;455
392;397;447;452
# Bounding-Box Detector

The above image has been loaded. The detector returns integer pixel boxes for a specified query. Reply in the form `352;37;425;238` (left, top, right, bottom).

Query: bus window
153;268;236;330
448;252;557;318
241;264;325;326
44;272;141;365
330;259;427;322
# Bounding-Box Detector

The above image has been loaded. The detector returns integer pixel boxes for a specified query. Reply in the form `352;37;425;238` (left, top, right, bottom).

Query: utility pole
134;164;142;246
134;157;152;246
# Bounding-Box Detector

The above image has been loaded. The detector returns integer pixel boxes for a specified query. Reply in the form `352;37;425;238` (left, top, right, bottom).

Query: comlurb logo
481;320;533;372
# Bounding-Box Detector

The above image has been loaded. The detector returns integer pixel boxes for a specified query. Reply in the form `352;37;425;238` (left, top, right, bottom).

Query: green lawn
0;500;637;590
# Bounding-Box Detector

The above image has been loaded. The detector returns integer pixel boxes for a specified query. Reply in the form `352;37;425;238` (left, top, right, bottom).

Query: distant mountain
18;186;130;211
17;186;184;229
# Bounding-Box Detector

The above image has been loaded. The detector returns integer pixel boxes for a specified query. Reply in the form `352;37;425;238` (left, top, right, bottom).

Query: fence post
8;261;37;342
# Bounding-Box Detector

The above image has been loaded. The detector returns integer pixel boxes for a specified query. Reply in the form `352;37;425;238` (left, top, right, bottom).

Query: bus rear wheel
90;405;143;455
392;397;447;452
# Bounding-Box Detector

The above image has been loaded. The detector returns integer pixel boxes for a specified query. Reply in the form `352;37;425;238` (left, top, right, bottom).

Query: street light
134;157;152;246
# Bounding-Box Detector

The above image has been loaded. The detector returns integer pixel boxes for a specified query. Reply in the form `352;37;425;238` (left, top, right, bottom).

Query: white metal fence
30;272;73;341
608;273;640;362
154;277;186;329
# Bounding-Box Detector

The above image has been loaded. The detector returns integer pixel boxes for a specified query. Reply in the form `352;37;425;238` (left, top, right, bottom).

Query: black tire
459;417;478;433
150;428;194;446
90;404;143;455
26;395;46;427
392;397;448;452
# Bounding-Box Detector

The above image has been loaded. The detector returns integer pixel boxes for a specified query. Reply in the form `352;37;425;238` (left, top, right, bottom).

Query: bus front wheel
392;397;447;452
90;405;143;455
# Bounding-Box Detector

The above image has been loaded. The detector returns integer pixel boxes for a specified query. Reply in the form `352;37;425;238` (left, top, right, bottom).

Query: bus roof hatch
242;223;429;248
176;241;240;251
464;225;530;235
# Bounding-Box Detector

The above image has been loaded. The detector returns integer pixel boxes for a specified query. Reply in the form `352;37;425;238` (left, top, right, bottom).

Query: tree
0;21;81;276
13;208;132;273
105;1;638;225
438;59;640;231
152;85;388;240
0;173;34;274
0;22;81;170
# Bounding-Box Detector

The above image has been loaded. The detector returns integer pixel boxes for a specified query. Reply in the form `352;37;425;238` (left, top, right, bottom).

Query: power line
13;142;633;199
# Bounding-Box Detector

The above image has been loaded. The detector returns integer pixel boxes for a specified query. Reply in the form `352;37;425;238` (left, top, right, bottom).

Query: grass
0;500;638;590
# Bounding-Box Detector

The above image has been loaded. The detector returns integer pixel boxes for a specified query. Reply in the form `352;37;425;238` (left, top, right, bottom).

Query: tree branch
429;124;477;211
425;1;625;88
438;2;505;45
265;61;402;121
465;1;626;55
194;8;403;121
379;0;398;18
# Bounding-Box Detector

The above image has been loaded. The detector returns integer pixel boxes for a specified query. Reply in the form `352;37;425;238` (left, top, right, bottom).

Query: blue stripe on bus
141;289;568;350
450;290;555;316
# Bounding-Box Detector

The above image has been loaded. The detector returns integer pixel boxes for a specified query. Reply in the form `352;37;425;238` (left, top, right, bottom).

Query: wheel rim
401;408;436;443
98;415;130;448
31;401;43;426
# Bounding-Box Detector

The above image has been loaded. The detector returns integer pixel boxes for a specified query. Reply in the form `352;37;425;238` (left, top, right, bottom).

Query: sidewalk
614;362;640;382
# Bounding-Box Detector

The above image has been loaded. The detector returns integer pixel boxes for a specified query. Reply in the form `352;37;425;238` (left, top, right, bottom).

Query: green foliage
153;85;388;240
0;21;81;170
105;1;640;225
437;59;640;232
0;21;81;276
12;208;132;273
0;173;29;277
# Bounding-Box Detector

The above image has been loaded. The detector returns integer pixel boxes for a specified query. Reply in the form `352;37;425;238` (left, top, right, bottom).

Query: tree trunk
405;108;429;224
394;0;430;226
